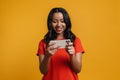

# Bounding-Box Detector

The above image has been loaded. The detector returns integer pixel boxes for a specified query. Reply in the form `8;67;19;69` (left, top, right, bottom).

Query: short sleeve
74;37;85;54
37;39;46;56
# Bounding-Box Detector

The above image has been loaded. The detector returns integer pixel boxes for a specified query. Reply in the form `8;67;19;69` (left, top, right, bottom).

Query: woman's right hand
39;41;59;74
45;41;59;56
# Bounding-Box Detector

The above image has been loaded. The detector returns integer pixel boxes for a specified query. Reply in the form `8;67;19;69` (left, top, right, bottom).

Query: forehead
52;12;64;20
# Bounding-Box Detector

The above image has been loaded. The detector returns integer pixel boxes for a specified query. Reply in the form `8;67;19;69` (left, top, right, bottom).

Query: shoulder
39;39;45;43
37;39;46;55
74;36;85;53
40;39;45;43
74;37;81;42
39;39;46;46
74;36;83;46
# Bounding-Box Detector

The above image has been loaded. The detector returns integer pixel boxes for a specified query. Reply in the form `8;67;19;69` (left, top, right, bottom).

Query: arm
67;42;83;73
38;41;59;74
38;54;51;74
70;53;82;73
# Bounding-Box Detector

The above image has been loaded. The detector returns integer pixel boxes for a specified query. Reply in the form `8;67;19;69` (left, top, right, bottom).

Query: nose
57;21;61;26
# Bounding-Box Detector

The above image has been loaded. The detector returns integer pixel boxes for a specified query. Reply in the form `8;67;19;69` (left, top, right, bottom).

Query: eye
52;20;57;23
61;20;65;23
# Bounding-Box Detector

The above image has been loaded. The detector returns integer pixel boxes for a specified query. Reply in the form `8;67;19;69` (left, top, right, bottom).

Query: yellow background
0;0;120;80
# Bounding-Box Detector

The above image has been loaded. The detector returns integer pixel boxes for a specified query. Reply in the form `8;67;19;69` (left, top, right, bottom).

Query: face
51;12;66;35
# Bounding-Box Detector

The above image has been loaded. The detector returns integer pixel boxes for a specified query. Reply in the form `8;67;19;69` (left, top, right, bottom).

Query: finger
68;50;74;54
49;44;59;50
67;46;74;50
68;42;73;46
53;44;60;49
52;49;57;53
49;41;56;46
50;49;57;55
49;46;54;50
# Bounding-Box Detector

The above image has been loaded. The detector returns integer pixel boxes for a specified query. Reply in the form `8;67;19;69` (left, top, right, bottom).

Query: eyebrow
52;19;64;21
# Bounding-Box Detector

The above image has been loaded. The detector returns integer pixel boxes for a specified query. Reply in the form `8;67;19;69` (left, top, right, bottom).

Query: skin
39;12;83;74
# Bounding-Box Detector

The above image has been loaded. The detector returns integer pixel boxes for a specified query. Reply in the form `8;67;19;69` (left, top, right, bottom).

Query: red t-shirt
37;37;84;80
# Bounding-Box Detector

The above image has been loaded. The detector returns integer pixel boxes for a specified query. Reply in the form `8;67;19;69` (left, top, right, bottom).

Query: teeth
57;30;61;31
56;28;61;30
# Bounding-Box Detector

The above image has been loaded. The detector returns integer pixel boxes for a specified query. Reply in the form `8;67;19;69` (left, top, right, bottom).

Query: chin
56;32;63;35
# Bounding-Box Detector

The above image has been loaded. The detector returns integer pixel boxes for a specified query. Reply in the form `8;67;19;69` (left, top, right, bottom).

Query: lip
56;28;62;31
56;29;62;32
56;29;62;31
55;28;62;32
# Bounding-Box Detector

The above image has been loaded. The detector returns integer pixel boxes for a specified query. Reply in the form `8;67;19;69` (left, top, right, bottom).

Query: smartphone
50;39;71;48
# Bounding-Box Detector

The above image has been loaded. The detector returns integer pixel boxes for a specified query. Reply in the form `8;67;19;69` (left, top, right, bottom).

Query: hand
45;41;59;56
67;42;75;56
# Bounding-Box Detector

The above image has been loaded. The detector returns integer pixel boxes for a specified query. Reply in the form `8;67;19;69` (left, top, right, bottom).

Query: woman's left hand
67;42;75;56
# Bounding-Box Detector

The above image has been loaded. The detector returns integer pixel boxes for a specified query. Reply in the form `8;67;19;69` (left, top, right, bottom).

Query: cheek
63;24;66;29
51;23;56;28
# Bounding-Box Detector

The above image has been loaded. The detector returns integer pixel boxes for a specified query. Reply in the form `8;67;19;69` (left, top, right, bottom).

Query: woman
37;7;84;80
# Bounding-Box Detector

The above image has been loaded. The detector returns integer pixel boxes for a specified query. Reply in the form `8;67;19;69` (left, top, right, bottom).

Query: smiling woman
0;0;119;80
52;12;66;36
36;7;85;80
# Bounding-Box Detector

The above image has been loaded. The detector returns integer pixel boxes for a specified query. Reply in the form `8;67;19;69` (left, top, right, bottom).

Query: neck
56;34;64;39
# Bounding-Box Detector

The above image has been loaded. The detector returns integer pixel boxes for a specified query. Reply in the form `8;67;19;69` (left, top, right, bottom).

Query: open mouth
56;28;62;32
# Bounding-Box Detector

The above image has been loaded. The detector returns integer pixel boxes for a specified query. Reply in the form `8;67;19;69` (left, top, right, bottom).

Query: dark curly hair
44;7;76;43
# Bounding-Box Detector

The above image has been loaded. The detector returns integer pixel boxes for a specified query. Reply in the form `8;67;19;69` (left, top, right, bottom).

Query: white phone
50;39;71;48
